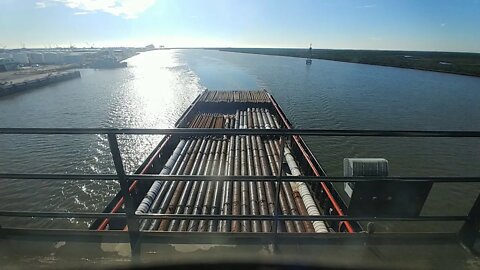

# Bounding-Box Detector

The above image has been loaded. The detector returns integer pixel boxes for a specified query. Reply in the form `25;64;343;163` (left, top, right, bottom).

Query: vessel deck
0;91;478;266
94;90;346;233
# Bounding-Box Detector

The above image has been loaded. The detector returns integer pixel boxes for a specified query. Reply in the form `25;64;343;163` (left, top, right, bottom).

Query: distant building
63;53;85;64
145;44;155;50
28;53;44;64
13;53;29;64
0;58;18;72
43;52;63;64
0;53;13;59
56;52;66;64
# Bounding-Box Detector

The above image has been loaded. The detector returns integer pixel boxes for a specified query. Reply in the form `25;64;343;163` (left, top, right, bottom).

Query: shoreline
0;51;140;97
215;48;480;78
0;70;81;97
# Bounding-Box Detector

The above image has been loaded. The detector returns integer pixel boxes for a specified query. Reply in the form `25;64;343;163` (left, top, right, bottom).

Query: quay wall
0;71;81;97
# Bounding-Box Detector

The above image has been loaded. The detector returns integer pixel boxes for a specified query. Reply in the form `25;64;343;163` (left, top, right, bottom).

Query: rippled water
0;51;203;228
0;49;479;231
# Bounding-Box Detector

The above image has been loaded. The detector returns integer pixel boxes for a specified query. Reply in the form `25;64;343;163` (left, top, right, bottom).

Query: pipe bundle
135;107;328;233
189;113;233;128
198;90;270;103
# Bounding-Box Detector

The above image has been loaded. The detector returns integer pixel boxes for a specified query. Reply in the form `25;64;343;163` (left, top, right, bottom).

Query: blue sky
1;0;479;52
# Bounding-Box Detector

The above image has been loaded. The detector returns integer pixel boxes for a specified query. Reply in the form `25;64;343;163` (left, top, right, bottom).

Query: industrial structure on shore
0;45;155;72
0;45;160;97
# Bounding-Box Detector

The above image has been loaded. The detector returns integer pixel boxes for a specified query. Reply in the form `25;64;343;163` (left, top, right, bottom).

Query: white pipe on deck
284;146;329;233
261;109;271;129
235;110;240;129
136;139;187;214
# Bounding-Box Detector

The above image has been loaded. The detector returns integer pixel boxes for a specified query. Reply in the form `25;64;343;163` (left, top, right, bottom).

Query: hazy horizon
1;0;479;53
3;46;480;55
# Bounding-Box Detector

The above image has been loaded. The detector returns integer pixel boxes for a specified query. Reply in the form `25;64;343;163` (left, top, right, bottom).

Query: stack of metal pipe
198;90;270;103
135;107;327;233
189;113;229;128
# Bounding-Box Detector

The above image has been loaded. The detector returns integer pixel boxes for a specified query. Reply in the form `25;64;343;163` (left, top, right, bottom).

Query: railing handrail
0;211;468;222
0;173;479;183
0;127;478;253
0;127;479;137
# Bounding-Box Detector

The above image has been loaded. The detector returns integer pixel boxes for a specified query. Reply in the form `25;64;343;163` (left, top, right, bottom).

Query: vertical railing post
458;192;480;250
107;133;140;256
272;136;285;251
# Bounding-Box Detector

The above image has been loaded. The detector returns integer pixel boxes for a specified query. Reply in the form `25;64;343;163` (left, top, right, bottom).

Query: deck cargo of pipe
1;89;477;268
91;90;360;233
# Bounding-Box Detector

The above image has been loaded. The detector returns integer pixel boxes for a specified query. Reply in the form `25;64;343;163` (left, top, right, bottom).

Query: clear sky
1;0;479;52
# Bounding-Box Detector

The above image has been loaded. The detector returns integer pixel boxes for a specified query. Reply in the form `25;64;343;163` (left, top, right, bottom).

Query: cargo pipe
258;111;303;232
198;140;222;231
97;135;173;231
187;140;217;231
231;136;241;232
137;139;191;230
220;134;235;232
168;138;208;231
239;135;251;232
208;139;228;232
136;139;188;215
250;133;270;232
264;104;353;232
149;139;199;230
266;138;305;233
178;139;213;231
284;146;329;233
246;135;261;232
263;139;296;232
158;138;203;231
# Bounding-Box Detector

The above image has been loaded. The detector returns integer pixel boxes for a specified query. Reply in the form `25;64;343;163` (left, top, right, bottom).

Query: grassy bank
216;48;480;77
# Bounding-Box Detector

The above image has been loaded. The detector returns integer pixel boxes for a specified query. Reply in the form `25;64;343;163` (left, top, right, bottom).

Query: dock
0;70;81;97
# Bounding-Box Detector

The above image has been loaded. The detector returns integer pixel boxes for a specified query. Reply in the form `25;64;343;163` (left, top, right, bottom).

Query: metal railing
0;128;479;254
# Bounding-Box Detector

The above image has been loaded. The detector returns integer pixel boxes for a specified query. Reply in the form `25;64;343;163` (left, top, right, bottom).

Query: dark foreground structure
0;90;479;269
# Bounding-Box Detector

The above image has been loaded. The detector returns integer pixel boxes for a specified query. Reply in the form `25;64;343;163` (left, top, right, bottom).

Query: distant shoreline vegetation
214;48;480;78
